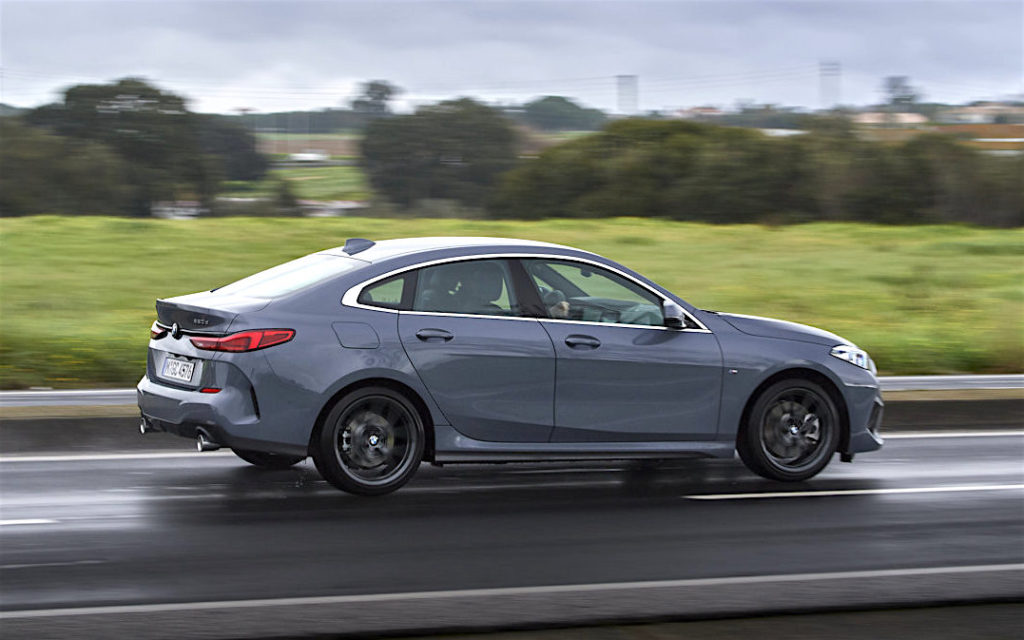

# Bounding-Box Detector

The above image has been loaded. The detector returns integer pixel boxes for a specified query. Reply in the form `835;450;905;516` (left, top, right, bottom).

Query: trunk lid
155;291;271;333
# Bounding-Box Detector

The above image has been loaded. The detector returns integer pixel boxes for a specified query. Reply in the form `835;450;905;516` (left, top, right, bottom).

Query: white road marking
404;479;623;493
2;560;105;570
1;563;1020;619
0;519;58;527
684;483;1024;500
884;430;1024;439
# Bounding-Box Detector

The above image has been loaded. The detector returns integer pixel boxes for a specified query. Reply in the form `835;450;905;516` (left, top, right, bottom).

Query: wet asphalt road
1;431;1022;618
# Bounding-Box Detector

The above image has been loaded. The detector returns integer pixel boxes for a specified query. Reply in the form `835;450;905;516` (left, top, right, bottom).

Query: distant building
298;199;369;217
852;112;929;127
759;128;808;137
151;201;205;219
288;150;330;163
937;102;1024;124
672;106;725;119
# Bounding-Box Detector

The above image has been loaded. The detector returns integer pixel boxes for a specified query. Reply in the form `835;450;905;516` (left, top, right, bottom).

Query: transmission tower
616;75;638;116
819;61;841;111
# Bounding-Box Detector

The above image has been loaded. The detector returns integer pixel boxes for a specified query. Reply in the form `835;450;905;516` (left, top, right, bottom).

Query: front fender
716;333;878;445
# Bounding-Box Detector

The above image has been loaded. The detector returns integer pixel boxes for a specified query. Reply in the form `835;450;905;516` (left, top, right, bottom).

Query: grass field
222;165;371;201
0;216;1021;388
256;132;361;156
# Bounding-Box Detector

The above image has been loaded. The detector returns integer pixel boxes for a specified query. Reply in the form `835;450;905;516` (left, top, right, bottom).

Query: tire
312;386;425;496
737;378;840;482
231;448;305;470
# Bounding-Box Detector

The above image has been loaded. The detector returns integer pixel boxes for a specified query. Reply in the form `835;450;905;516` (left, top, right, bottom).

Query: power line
820;60;841;109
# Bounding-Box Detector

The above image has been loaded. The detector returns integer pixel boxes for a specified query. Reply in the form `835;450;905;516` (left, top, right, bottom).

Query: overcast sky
1;0;1021;114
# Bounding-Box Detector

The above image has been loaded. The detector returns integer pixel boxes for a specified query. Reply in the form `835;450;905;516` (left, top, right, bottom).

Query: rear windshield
214;254;361;298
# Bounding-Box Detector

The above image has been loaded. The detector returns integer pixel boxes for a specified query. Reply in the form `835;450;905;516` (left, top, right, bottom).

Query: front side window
411;259;519;317
522;259;663;326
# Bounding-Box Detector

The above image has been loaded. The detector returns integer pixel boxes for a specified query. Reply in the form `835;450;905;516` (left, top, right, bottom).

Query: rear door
520;258;723;442
395;258;557;443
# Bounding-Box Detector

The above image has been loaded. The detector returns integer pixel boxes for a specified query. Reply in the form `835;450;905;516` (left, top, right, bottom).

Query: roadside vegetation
222;166;371;202
489;119;1023;227
1;216;1020;388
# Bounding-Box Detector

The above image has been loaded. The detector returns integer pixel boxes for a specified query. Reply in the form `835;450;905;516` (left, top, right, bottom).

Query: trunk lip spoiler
151;321;227;337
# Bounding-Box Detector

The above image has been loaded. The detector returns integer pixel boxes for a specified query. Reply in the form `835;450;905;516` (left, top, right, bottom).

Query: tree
24;78;267;214
519;96;606;131
361;98;519;207
0;118;130;216
198;115;269;181
882;76;921;108
26;78;215;214
350;80;401;117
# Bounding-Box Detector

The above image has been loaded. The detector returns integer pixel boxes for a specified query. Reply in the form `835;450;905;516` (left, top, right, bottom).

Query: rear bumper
136;376;307;457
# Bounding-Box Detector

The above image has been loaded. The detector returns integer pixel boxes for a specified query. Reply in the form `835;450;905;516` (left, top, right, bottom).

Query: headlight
830;344;876;374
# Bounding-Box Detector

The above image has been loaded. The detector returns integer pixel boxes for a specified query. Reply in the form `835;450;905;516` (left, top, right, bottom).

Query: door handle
565;334;601;349
415;328;454;342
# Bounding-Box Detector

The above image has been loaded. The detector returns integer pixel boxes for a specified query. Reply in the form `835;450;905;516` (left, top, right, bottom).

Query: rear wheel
312;386;424;496
737;379;839;482
231;449;305;470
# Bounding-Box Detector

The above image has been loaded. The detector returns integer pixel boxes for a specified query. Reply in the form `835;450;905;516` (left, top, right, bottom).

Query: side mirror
662;300;686;329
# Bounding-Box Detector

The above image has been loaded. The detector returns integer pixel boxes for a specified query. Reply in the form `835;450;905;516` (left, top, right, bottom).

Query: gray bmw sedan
138;237;883;495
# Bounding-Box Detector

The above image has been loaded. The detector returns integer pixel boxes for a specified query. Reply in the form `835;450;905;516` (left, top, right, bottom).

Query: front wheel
737;379;840;482
231;448;305;470
312;387;425;496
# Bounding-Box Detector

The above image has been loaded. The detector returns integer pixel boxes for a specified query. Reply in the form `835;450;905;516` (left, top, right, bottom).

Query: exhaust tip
196;430;221;452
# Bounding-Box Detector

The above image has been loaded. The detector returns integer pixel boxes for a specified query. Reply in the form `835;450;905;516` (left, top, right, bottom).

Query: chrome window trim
341;253;712;334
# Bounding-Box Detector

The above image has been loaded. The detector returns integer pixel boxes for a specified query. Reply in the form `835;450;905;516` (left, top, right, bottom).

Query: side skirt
433;425;735;463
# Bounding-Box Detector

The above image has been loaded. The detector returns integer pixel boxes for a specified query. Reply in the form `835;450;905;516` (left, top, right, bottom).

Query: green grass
222;165;371;201
0;216;1021;388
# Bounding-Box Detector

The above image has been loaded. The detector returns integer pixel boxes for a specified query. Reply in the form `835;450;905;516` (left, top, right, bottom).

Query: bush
490;119;1022;227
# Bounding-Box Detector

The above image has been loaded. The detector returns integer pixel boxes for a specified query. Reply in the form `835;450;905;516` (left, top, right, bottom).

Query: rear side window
357;273;413;310
411;259;520;316
215;254;361;298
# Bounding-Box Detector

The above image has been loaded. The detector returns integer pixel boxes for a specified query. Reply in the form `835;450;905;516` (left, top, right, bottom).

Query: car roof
320;236;574;262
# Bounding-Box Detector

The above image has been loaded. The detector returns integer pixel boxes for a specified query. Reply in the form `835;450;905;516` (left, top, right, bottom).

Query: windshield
214;254;361;298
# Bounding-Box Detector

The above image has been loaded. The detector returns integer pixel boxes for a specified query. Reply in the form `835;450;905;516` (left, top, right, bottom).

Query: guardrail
880;375;1024;391
0;375;1020;408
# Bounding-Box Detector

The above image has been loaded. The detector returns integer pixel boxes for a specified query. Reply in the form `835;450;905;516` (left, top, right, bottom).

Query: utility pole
616;75;638;116
235;107;256;155
819;61;841;112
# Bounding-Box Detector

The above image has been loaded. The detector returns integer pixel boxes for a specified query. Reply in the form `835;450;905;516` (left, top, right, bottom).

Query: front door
520;258;722;442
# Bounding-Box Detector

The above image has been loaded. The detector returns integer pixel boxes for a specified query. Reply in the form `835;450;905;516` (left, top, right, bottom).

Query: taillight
190;329;295;353
150;321;168;340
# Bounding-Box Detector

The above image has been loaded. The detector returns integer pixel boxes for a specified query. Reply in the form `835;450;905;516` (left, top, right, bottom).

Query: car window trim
341;253;712;333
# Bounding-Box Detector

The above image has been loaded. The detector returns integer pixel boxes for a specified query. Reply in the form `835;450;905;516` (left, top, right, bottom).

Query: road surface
1;431;1022;638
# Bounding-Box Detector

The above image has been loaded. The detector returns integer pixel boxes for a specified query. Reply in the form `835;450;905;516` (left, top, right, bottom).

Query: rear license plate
162;357;195;383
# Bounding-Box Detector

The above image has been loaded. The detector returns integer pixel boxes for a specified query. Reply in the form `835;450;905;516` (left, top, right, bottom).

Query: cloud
1;1;1020;113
